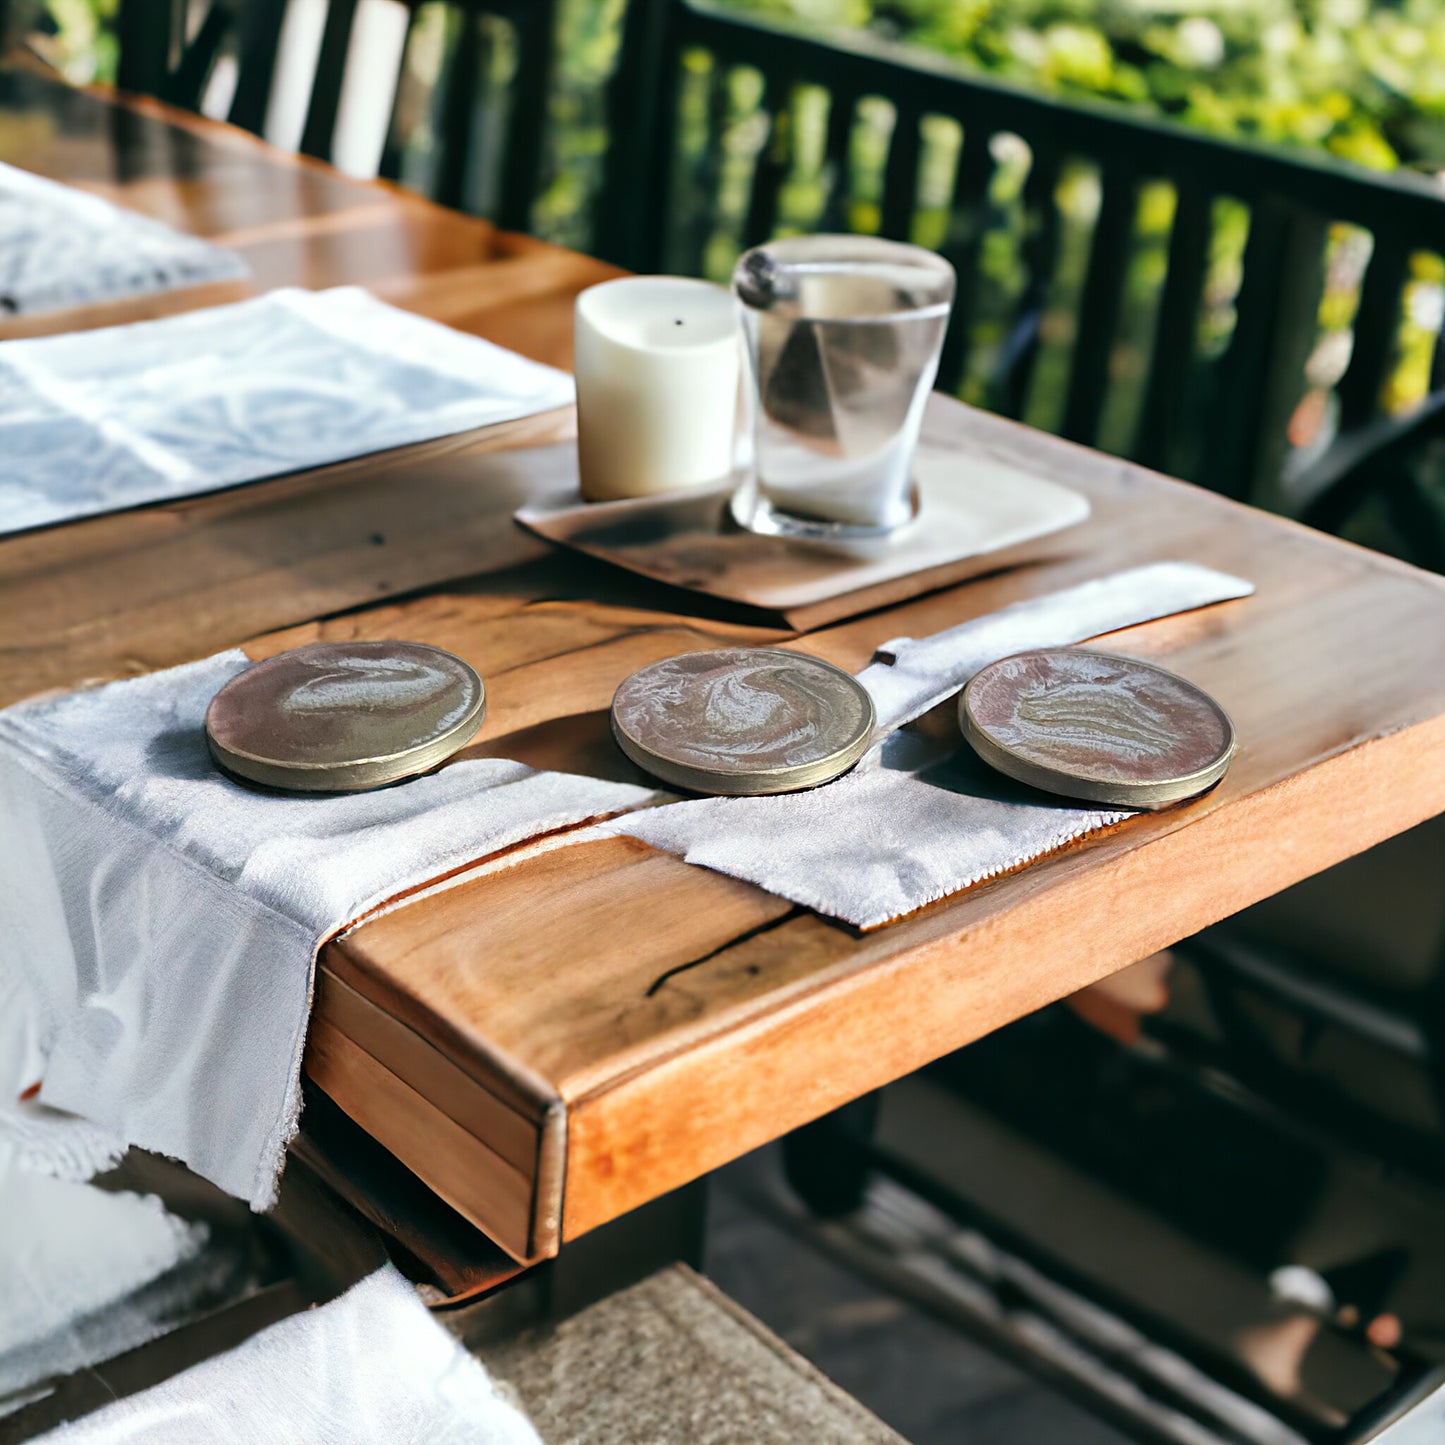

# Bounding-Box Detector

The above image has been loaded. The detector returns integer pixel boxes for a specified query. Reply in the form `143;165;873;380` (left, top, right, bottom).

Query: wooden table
6;64;1445;1275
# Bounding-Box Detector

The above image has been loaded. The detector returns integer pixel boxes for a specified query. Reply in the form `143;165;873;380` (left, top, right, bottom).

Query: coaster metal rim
204;641;486;793
959;647;1236;810
610;647;876;796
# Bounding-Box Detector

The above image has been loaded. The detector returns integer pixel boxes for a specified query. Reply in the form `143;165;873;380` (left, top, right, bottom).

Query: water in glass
732;235;954;538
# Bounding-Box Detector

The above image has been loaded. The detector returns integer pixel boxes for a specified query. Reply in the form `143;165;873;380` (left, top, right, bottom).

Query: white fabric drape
0;1153;213;1416
0;651;655;1208
35;1266;542;1444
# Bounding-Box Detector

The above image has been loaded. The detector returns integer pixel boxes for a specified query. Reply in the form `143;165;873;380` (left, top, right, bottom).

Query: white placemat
34;1265;541;1444
0;286;576;535
0;162;247;316
0;651;655;1210
609;563;1254;927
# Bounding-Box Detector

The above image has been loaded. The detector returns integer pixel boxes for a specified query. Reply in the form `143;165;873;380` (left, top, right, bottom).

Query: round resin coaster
205;641;485;792
611;647;876;795
960;648;1235;810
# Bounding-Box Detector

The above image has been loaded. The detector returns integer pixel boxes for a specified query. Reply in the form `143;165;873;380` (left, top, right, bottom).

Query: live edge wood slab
5;64;1444;1270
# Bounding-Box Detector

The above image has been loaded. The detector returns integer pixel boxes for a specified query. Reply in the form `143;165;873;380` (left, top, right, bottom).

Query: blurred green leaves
735;0;1445;175
40;0;118;84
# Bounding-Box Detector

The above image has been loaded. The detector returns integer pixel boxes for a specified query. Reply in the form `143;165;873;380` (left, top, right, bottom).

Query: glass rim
732;234;955;321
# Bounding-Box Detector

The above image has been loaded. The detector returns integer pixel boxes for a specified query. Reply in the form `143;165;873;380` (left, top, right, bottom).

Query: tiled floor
704;1147;1129;1445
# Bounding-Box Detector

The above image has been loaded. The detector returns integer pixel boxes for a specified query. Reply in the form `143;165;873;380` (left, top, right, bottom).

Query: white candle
574;276;740;501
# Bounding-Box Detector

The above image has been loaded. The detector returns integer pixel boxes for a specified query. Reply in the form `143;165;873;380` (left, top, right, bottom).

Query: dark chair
598;0;1445;512
1294;390;1445;573
113;0;555;230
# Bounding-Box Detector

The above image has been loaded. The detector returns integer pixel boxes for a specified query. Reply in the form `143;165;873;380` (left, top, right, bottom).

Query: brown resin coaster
611;647;875;795
960;648;1235;810
517;449;1089;630
205;641;486;792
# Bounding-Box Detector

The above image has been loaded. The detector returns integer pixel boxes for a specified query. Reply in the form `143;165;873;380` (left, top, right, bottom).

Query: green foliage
740;0;1445;174
531;0;630;248
41;0;118;84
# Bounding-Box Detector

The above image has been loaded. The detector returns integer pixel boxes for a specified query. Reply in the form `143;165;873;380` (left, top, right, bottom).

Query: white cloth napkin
0;651;655;1209
858;561;1256;735
34;1265;542;1444
0;1166;201;1364
609;563;1253;927
0;1151;233;1418
0;162;248;317
0;286;576;535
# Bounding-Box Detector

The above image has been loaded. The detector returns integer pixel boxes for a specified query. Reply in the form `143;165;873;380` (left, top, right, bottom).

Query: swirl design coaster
611;647;875;795
205;641;485;792
960;648;1235;809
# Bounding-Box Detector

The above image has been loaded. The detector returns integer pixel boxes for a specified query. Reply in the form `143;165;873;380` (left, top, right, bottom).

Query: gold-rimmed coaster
611;647;875;795
960;648;1235;810
205;641;485;793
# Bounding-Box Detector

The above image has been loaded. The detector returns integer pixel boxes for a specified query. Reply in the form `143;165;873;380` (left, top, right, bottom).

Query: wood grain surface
308;399;1445;1255
6;65;1445;1268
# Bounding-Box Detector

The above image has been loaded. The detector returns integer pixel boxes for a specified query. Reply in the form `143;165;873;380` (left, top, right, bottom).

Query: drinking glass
730;234;955;539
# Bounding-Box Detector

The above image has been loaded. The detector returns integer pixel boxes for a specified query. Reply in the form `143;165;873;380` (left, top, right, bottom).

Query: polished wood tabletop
5;64;1445;1274
0;60;617;707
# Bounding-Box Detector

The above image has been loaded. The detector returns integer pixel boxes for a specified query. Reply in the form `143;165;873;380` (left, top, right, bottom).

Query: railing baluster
1135;181;1213;474
431;5;483;211
375;5;420;185
993;142;1062;420
163;1;232;112
879;103;921;243
298;0;358;163
1201;195;1287;498
672;58;733;274
1061;162;1137;448
935;128;997;396
595;0;681;269
226;0;289;136
1336;231;1410;428
742;73;789;250
818;86;857;233
117;0;173;99
1202;196;1328;503
497;0;557;233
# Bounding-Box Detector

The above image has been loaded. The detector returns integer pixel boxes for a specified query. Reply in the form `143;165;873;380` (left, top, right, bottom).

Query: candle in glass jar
574;276;740;501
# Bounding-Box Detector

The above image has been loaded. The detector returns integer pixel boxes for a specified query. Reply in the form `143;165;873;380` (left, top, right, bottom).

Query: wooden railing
117;0;555;231
112;0;1445;512
598;0;1445;506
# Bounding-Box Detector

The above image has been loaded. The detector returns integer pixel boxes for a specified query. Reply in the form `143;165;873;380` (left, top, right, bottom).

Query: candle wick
674;318;683;325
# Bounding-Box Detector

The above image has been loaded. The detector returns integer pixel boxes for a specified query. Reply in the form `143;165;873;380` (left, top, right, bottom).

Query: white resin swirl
612;648;873;778
967;649;1232;785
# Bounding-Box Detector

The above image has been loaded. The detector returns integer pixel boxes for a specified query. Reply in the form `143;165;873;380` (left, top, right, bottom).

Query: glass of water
730;234;955;539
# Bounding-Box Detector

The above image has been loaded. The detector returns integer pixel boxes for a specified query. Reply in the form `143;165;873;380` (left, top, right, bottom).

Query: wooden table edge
556;711;1445;1237
304;1008;561;1264
313;708;1445;1257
